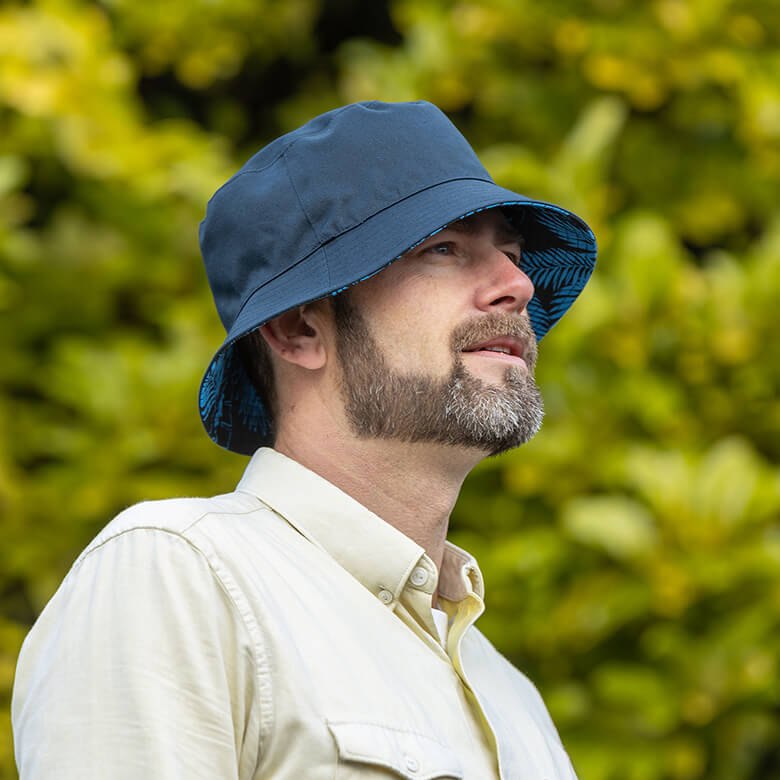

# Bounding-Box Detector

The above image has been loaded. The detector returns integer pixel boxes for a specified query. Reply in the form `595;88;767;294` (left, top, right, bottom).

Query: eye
425;242;453;255
501;233;525;267
503;250;522;267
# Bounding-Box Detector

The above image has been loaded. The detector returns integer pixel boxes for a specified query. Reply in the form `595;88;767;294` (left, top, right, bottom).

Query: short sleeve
12;527;261;779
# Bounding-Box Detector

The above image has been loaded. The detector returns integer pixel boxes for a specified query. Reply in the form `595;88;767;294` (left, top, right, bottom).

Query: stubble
332;295;544;456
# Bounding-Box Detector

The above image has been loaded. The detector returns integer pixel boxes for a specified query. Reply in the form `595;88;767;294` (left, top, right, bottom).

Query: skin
259;210;535;598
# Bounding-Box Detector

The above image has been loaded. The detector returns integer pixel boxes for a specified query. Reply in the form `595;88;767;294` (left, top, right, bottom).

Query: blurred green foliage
1;0;778;777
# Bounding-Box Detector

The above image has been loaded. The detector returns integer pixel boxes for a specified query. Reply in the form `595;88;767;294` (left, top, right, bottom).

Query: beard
332;294;544;456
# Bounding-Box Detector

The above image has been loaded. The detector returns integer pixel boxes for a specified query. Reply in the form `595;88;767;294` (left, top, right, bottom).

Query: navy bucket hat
199;100;597;454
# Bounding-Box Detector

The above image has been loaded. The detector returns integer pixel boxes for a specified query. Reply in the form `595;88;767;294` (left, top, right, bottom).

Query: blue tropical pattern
520;205;597;339
200;346;268;454
200;201;596;453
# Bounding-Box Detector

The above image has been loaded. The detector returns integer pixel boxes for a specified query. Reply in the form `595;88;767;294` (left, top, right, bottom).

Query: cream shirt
13;448;577;779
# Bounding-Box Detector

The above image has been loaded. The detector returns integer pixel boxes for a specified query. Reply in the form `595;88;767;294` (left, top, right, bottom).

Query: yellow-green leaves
2;0;779;777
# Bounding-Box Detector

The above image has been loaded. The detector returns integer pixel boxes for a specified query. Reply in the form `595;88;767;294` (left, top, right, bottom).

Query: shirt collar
236;448;484;605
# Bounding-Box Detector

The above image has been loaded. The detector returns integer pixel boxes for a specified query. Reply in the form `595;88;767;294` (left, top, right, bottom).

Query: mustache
450;313;538;368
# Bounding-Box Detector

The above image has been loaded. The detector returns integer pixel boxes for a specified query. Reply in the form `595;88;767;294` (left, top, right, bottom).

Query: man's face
331;209;544;456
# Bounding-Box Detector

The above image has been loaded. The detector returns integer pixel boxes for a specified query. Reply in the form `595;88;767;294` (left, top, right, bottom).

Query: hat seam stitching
282;149;332;288
206;148;289;204
207;106;356;204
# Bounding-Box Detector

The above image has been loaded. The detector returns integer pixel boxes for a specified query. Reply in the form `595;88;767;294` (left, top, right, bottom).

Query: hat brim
199;177;596;454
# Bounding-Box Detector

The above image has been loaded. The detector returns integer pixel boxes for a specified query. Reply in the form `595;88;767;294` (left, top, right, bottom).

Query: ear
258;304;328;371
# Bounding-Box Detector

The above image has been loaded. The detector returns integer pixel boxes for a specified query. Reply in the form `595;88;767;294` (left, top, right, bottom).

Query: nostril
489;295;516;307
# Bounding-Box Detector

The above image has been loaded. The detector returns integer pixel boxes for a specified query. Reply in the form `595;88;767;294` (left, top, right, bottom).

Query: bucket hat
199;100;597;454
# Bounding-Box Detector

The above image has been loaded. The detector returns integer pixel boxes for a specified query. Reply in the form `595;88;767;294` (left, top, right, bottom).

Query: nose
474;248;535;314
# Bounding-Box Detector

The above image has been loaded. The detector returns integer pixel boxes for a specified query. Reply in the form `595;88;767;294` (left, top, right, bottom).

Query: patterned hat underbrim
200;200;596;454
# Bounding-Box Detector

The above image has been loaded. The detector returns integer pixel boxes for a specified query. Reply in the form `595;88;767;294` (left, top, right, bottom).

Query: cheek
352;274;463;370
381;317;456;374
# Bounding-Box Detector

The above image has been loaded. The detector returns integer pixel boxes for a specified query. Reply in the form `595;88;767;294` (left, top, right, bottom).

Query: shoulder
82;490;262;552
37;488;274;630
55;487;301;653
68;486;284;578
16;488;275;690
13;490;271;778
29;488;279;651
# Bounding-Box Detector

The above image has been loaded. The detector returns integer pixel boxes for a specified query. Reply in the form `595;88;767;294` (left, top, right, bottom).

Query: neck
273;420;484;572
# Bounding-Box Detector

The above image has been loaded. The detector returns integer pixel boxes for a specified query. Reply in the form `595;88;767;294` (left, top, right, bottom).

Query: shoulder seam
72;524;272;764
77;503;266;565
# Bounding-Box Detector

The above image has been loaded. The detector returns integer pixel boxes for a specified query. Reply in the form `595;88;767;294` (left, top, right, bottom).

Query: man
13;101;596;778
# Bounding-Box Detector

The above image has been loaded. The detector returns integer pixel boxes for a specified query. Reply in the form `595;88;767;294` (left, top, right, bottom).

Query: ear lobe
259;306;327;370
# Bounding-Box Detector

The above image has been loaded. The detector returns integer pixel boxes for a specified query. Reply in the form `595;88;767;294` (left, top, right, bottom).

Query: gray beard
332;296;544;456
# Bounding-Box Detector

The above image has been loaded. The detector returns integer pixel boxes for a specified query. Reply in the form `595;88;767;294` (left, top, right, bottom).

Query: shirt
12;447;577;779
431;608;450;645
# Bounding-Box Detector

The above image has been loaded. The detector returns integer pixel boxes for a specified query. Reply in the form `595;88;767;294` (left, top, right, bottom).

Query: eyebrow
447;216;525;248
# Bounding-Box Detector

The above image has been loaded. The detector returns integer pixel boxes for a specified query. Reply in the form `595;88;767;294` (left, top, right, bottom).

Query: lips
462;336;527;360
452;314;537;372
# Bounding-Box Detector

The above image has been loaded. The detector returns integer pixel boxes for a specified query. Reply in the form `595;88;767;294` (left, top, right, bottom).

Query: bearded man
13;101;597;779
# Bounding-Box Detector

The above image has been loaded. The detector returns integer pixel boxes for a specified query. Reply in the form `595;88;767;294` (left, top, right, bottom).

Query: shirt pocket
327;720;464;779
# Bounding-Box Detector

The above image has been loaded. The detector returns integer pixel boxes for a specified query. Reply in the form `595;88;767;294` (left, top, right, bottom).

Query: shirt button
378;589;394;605
409;567;428;587
404;755;419;773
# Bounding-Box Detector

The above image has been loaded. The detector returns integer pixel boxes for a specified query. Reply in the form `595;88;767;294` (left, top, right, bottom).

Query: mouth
462;336;528;367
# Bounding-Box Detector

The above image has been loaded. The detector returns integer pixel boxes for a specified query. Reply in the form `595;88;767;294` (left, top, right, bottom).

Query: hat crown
200;101;492;331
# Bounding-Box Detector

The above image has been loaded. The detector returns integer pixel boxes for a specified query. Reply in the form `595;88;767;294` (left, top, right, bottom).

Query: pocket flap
327;721;464;779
